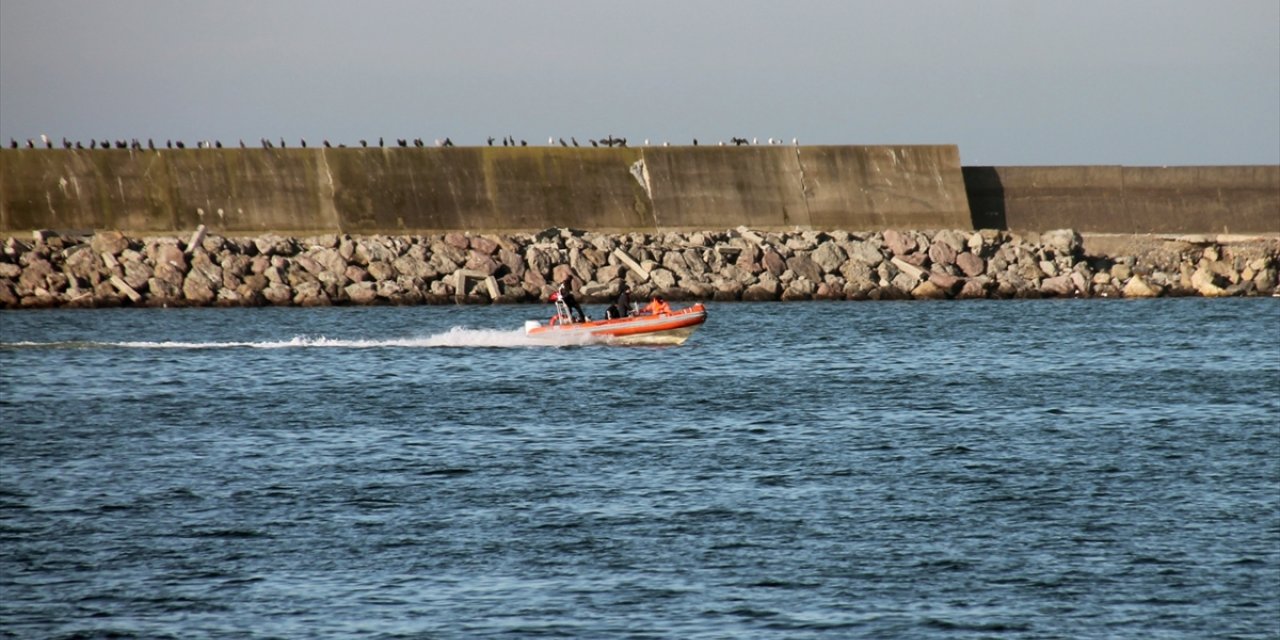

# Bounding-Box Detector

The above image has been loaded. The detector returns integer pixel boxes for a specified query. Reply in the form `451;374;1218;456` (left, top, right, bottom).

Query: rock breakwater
2;227;1277;309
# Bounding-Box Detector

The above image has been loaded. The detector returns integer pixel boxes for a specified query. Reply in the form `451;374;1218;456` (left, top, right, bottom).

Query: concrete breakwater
2;227;1277;309
0;146;972;235
4;147;1278;237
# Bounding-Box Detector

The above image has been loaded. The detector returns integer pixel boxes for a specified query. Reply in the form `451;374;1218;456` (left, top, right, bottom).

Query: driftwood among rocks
1;226;1277;309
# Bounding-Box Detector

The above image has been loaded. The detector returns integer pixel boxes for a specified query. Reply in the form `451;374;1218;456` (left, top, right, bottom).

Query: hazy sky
2;0;1277;165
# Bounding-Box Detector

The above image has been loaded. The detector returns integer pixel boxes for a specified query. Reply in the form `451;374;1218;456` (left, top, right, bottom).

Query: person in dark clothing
615;283;633;318
559;278;586;323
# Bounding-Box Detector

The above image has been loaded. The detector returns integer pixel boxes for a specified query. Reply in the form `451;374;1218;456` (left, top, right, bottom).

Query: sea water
2;299;1278;639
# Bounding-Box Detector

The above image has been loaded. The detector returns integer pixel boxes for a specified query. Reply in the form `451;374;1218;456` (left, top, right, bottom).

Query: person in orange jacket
644;296;671;315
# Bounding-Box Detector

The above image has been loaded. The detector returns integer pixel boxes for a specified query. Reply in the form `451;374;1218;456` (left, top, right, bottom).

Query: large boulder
262;283;294;305
64;246;100;280
956;252;986;277
182;272;217;304
911;280;948;299
933;229;969;254
367;261;398;281
1191;267;1229;297
845;240;884;266
742;274;781;301
345;282;378;304
304;247;345;275
884;229;916;256
152;242;187;272
1042;229;1083;258
957;278;990;299
121;259;153;291
293;281;330;306
91;230;130;257
17;258;53;292
393;254;436;279
1039;275;1076;297
761;250;786;277
928;241;957;267
786;254;822;283
810;243;847;274
928;271;963;293
1122;275;1162;298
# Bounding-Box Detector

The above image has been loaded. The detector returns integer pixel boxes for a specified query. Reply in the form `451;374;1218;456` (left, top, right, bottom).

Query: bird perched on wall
560;138;568;147
360;140;367;147
175;141;185;149
148;138;155;150
215;141;223;148
572;137;579;147
9;138;17;149
323;140;332;148
379;137;384;147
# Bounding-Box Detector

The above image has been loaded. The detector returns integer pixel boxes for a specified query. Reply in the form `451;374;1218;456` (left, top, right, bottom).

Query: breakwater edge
2;227;1277;310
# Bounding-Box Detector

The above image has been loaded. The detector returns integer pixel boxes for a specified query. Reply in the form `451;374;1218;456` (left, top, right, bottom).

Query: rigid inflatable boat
524;295;708;345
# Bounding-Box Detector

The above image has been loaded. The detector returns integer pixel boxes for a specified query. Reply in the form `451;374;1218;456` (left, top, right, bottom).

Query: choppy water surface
2;300;1278;639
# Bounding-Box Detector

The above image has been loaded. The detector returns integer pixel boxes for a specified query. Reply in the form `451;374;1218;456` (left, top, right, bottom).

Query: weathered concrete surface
323;147;650;233
1;145;970;234
965;165;1280;234
641;146;811;229
801;145;970;230
0;148;341;234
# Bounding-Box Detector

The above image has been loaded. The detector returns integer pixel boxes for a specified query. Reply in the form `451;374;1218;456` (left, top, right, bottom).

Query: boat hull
525;303;708;345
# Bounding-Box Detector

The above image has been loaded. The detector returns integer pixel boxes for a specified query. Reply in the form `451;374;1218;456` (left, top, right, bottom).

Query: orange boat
524;295;708;345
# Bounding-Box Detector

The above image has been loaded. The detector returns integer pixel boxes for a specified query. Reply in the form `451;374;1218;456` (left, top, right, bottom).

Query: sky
1;0;1277;166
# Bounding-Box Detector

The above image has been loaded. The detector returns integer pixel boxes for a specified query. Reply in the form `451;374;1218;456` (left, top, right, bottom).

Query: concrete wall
965;165;1280;235
0;145;971;234
9;147;1272;236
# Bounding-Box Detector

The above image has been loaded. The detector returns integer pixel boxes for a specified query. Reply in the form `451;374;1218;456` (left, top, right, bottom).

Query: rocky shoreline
2;226;1277;309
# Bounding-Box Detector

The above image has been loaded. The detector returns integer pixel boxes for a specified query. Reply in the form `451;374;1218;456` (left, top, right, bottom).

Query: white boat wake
2;327;603;350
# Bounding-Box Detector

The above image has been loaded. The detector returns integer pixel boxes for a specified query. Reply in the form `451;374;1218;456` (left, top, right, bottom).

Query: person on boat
644;296;671;315
558;278;587;323
615;283;633;318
